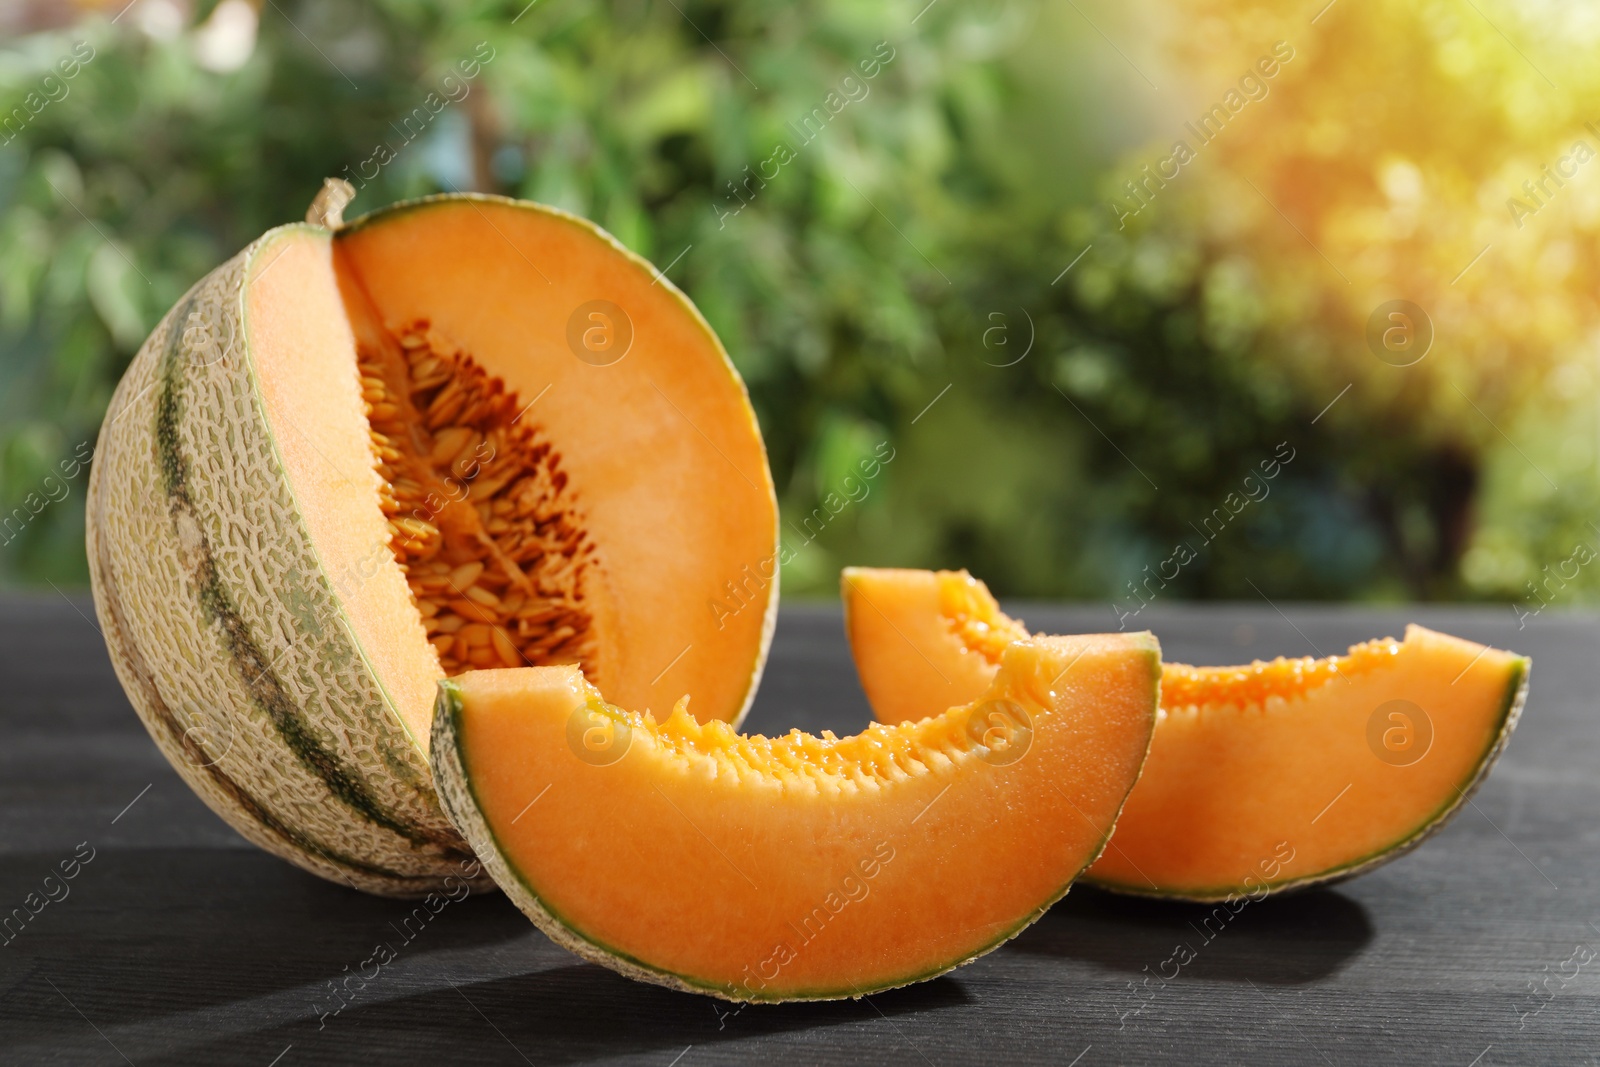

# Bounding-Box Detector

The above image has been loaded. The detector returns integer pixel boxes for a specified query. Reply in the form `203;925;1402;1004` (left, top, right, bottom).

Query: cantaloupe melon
429;632;1161;1000
842;567;1529;901
86;184;778;896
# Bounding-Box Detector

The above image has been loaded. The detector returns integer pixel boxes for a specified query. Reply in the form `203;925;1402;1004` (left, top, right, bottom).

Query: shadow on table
0;848;530;1022
194;963;972;1065
1012;884;1374;985
1;847;971;1065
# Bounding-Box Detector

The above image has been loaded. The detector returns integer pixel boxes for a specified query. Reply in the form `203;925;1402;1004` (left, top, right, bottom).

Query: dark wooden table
2;594;1594;1065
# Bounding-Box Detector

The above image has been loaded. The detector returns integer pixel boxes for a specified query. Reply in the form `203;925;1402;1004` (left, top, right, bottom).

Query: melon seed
449;561;485;590
491;626;521;668
357;324;597;680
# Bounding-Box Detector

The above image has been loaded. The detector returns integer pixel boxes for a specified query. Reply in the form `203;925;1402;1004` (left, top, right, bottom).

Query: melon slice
844;567;1029;726
430;632;1161;1000
842;567;1529;901
86;187;778;895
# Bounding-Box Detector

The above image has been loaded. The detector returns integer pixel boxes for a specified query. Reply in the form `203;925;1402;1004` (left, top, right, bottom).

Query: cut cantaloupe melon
86;186;777;896
842;567;1529;901
429;632;1161;1000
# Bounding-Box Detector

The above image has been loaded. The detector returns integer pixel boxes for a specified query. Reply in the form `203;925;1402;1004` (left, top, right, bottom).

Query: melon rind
88;224;491;897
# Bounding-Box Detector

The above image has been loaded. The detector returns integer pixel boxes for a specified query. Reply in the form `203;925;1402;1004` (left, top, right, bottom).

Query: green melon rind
237;223;432;766
88;433;461;895
339;193;780;731
159;271;450;852
429;642;1160;1002
88;224;491;897
1083;654;1531;903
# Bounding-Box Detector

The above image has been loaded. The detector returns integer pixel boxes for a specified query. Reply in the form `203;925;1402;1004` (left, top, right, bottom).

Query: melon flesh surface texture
842;567;1529;901
430;633;1161;1000
86;194;777;895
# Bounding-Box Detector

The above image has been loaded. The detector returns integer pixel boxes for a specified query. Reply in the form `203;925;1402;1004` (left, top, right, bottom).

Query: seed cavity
358;320;596;678
1161;637;1403;711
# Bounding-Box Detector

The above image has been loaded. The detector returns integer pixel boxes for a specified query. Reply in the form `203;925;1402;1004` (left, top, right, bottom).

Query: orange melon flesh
430;632;1160;1000
841;567;1529;900
336;199;776;730
248;198;778;749
843;567;1026;725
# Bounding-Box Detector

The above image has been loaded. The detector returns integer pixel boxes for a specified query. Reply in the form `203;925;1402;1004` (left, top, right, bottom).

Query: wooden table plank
0;594;1593;1066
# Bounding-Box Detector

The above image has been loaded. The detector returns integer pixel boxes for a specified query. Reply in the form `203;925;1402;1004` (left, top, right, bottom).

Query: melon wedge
430;632;1161;1000
86;188;777;895
844;567;1029;726
842;567;1529;901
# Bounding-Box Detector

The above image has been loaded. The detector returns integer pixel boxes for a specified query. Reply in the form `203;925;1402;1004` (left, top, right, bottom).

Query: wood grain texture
1;594;1594;1066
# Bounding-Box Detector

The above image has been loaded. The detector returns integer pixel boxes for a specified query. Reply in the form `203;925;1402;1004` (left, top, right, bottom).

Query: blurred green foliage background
2;0;1597;618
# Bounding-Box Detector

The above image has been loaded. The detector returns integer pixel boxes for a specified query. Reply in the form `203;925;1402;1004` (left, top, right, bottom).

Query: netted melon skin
87;227;495;898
